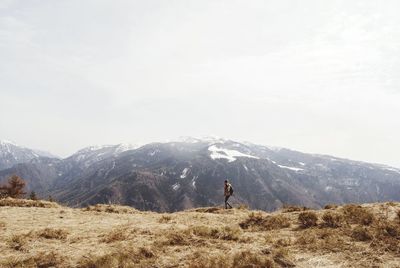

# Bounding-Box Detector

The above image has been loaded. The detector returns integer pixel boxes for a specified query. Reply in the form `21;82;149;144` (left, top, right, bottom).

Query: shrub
0;175;26;199
322;211;344;228
352;226;373;241
37;228;69;240
397;210;400;222
341;204;375;225
298;211;318;228
239;213;290;231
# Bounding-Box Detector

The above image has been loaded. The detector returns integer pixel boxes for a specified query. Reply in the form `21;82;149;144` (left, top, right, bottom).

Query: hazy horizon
1;0;400;168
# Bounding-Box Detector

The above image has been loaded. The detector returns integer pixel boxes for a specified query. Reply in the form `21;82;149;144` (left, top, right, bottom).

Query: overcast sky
1;0;399;167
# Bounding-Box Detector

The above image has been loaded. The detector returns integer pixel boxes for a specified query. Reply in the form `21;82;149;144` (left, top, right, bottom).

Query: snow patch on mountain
208;145;259;162
180;168;189;179
278;165;304;172
172;183;180;191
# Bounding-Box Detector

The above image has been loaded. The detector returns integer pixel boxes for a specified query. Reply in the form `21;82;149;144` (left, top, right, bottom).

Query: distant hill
1;138;400;212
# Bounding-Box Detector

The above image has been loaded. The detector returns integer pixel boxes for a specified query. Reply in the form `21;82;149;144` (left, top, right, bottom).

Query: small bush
37;228;69;240
239;213;290;231
396;210;400;222
352;226;373;241
282;204;309;213
0;175;26;199
341;204;375;225
298;211;318;228
322;211;344;228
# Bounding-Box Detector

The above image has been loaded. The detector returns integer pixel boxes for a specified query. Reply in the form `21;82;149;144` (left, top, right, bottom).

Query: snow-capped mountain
0;140;56;170
1;138;400;212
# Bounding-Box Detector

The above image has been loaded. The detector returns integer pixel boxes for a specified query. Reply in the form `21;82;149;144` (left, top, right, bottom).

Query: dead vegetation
2;251;66;268
0;197;59;208
77;246;156;268
37;228;69;240
239;212;290;231
1;202;400;267
281;204;310;213
83;204;140;214
341;204;375;225
298;211;318;228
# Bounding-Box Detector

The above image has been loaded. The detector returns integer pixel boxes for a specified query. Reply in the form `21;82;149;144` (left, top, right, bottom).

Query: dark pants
225;195;232;209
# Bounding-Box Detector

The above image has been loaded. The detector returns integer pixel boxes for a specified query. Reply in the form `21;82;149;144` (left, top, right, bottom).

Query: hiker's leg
224;196;229;209
226;196;232;208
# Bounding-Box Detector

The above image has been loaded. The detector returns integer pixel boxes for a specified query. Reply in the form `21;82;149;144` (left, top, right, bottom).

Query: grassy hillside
1;198;400;267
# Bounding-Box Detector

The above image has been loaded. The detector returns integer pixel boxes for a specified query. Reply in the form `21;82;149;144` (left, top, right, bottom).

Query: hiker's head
224;180;228;184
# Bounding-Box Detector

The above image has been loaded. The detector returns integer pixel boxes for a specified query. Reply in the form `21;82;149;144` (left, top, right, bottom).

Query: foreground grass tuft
298;211;318;228
239;212;290;231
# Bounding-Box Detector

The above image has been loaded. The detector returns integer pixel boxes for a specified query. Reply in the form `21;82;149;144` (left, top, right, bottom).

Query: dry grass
7;233;29;251
100;226;131;243
341;204;375;225
324;204;338;210
281;204;309;213
190;225;242;241
77;246;155;268
2;251;66;268
158;214;172;223
0;197;59;208
1;202;400;267
321;211;345;228
239;212;290;231
37;228;69;240
83;204;140;214
232;250;275;268
352;226;373;241
0;220;5;228
298;211;318;228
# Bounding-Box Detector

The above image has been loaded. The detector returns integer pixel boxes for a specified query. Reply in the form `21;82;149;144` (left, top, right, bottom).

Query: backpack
229;185;234;195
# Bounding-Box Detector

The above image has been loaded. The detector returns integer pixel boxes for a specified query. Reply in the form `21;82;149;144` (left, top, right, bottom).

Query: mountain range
1;138;400;212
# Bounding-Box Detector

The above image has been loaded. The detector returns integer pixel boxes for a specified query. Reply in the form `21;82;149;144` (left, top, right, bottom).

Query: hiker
224;180;233;209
